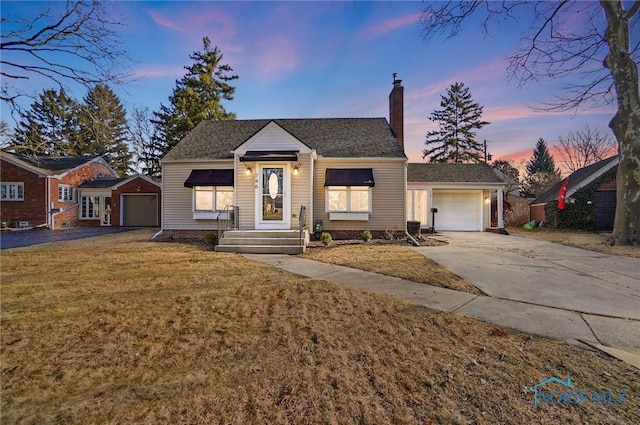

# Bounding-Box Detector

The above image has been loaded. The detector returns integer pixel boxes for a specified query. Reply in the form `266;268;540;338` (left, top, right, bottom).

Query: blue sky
2;1;617;169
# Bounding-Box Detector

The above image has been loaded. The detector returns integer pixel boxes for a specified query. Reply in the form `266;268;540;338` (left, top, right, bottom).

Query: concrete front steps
215;229;308;254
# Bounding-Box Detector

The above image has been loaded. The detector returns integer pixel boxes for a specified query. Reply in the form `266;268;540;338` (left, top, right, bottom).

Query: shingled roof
162;118;406;161
532;155;618;204
407;163;506;183
5;152;99;174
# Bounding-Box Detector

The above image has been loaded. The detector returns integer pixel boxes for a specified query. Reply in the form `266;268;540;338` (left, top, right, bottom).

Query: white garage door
122;194;158;227
432;190;481;231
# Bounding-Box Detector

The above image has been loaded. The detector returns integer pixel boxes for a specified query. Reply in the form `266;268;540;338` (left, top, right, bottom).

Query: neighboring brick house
1;152;162;229
530;155;618;231
78;174;161;227
1;152;117;229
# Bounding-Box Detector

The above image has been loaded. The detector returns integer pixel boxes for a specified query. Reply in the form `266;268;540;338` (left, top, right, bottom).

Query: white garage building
407;163;507;232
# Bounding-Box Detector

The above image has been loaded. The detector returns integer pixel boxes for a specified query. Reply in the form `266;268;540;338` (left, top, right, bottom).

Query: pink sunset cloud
357;13;421;42
254;34;299;78
148;10;185;33
132;65;185;79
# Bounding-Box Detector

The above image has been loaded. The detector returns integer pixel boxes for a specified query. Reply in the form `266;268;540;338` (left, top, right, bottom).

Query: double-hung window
184;169;235;219
194;186;234;212
324;168;374;221
326;186;371;212
1;183;24;201
58;184;74;202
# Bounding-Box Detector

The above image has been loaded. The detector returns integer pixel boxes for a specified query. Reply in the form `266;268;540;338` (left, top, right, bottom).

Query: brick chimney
389;73;404;151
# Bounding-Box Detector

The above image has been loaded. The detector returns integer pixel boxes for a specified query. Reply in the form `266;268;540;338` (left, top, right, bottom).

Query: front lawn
1;230;638;424
302;243;482;295
508;227;639;258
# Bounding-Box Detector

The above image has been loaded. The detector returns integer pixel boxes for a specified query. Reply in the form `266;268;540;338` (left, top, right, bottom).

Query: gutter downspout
403;162;420;246
45;176;51;229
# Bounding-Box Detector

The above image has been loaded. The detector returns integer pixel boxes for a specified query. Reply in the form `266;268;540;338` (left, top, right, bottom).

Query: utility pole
483;139;492;163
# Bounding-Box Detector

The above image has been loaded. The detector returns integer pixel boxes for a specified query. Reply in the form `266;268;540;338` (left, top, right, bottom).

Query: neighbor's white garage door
122;194;158;227
432;190;482;231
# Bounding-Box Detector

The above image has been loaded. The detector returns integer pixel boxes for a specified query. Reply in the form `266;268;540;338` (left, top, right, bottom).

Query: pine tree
146;37;238;176
423;82;489;163
525;138;557;175
522;138;561;198
12;89;81;156
79;85;132;176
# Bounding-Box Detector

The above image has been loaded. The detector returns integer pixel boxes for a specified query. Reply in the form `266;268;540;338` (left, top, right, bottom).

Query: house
78;174;161;227
1;152;117;229
0;151;162;229
530;155;618;231
407;163;507;231
161;79;408;252
160;78;509;253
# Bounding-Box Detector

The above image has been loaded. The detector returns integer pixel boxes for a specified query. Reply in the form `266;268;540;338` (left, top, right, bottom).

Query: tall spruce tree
79;85;132;176
12;88;81;156
525;138;557;175
423;82;489;163
522;138;561;198
146;37;238;176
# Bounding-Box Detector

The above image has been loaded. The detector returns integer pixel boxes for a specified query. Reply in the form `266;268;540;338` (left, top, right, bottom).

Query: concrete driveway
413;232;640;349
0;227;138;250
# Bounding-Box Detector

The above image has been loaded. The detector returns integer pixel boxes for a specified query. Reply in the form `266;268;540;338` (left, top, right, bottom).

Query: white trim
255;163;291;229
329;212;370;221
55;156;119;179
111;173;161;189
0;152;50;176
234;121;312;155
0;182;24;201
565;156;619;199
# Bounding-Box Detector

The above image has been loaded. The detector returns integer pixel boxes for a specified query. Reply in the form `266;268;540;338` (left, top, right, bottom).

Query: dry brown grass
302;244;482;295
2;230;639;424
508;227;640;259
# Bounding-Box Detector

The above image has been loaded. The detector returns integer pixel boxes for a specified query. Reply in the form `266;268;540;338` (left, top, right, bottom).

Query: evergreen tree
522;138;561;198
12;89;81;156
79;85;132;176
525;138;557;175
423;82;489;163
146;37;238;176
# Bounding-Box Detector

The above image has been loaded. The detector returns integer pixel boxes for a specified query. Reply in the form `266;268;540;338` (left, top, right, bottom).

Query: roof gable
0;152;117;178
162;118;406;161
532;155;618;204
407;163;506;184
234;121;312;155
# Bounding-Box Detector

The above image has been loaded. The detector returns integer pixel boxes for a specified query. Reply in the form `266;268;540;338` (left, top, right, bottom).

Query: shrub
361;230;372;242
204;232;218;248
320;232;332;246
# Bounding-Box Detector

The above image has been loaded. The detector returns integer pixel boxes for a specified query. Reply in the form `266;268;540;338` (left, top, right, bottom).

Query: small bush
204;232;218;248
320;232;332;246
361;230;372;242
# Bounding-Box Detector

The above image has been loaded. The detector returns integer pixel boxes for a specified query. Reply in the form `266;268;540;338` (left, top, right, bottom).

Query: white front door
255;164;291;229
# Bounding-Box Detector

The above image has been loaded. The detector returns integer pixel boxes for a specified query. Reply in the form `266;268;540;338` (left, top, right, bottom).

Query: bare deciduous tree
1;0;130;115
554;124;617;173
419;1;639;245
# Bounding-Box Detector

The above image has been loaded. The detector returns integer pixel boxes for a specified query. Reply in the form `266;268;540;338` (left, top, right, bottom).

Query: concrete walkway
244;235;640;358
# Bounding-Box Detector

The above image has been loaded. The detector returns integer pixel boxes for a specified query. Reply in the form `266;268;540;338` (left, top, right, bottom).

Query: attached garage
432;190;482;231
122;194;158;227
406;163;507;232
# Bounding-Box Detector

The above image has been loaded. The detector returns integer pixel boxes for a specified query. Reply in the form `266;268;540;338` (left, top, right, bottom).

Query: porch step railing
217;205;239;239
299;205;307;248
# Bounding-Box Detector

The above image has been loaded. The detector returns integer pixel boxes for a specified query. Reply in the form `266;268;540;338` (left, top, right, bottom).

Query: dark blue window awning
184;169;234;187
240;150;299;162
324;168;375;187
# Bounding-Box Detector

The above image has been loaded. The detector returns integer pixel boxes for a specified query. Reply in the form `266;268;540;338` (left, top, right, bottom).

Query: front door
256;164;290;229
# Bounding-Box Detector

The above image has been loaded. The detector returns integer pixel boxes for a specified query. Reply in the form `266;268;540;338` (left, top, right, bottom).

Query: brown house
1;151;161;229
78;174;161;227
1;152;117;229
